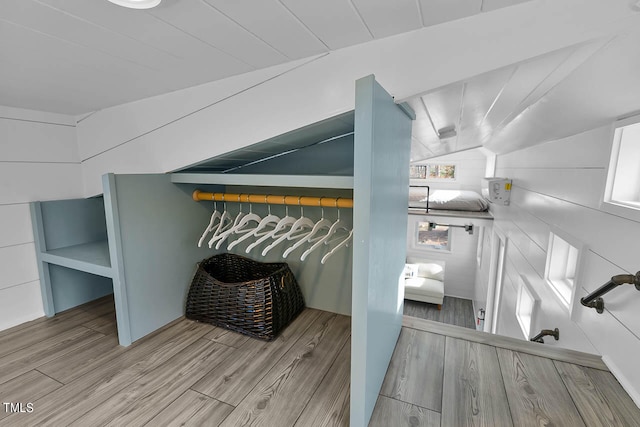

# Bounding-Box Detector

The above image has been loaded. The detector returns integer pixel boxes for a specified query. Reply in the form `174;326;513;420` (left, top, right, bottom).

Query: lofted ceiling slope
0;0;532;115
3;0;640;166
405;7;640;160
406;39;612;160
177;111;355;175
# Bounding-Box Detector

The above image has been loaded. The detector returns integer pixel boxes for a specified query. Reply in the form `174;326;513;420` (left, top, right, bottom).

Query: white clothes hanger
262;201;314;256
282;203;330;258
214;199;248;250
245;198;288;254
321;229;353;264
198;200;221;247
247;200;295;254
300;203;348;261
226;202;263;250
208;197;234;248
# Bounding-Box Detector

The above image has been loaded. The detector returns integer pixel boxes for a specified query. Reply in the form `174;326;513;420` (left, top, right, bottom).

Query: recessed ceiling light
107;0;161;9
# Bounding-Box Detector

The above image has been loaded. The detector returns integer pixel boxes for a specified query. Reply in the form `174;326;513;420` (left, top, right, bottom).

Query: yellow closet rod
192;190;353;208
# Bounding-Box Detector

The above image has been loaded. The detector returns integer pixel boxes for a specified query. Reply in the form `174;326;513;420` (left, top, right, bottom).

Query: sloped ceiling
483;21;640;155
3;0;640;164
179;111;354;174
406;38;614;160
0;0;531;115
405;4;640;160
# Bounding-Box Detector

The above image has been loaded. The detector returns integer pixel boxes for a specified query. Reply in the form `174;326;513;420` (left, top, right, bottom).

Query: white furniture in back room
404;258;445;309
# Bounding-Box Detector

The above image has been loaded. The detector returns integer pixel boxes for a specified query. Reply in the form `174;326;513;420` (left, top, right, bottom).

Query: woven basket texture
186;253;305;341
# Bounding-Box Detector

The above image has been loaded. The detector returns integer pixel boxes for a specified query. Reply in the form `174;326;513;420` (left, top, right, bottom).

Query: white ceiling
0;0;531;115
2;0;640;161
406;4;640;159
406;39;612;159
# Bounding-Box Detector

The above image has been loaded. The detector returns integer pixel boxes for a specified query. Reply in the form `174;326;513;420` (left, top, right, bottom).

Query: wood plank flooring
0;296;350;427
1;295;639;426
376;318;640;427
441;338;512;427
403;296;476;329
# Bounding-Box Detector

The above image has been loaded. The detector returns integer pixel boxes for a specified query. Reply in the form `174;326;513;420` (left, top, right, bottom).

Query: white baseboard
443;291;473;300
602;354;640;409
0;312;44;332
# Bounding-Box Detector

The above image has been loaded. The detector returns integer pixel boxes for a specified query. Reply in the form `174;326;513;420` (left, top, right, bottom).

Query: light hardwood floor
0;296;350;427
403;296;476;329
373;317;640;427
1;296;639;426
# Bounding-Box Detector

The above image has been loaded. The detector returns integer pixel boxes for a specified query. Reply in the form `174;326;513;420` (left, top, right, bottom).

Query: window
603;116;640;220
409;164;456;180
410;165;427;179
516;276;538;339
545;231;581;313
416;222;450;251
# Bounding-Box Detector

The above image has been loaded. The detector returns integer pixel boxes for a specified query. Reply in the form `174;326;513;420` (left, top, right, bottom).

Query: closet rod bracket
530;328;559;344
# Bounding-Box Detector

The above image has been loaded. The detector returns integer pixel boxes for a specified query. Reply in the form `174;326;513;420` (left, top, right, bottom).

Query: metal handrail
580;272;640;314
530;328;559;344
426;185;430;213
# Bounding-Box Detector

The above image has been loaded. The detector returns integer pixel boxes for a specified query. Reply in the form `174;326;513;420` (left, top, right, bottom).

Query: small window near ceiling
410;165;427;179
417;222;451;251
516;276;538;339
544;231;583;315
410;164;456;180
603;115;640;220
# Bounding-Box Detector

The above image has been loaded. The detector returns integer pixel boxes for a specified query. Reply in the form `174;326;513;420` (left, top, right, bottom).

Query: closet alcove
29;75;413;426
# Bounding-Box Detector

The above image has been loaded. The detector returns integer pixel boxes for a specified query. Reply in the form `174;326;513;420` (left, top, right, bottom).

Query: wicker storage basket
185;253;305;341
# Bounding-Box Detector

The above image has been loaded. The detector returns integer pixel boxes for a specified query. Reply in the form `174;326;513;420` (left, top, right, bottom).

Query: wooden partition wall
351;75;414;426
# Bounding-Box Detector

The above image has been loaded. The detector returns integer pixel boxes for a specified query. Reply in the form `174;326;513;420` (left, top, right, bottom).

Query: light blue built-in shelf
30;173;224;348
40;240;113;278
170;173;354;189
30;197;115;326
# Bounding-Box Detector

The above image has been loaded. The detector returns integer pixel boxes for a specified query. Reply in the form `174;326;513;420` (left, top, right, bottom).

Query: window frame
601;114;640;222
543;227;586;318
410;220;452;253
516;275;539;340
409;162;457;181
414;220;453;253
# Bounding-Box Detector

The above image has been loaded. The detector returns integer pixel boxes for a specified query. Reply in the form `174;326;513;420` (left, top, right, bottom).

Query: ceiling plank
482;46;575;142
350;0;421;38
406;98;439;160
3;0;175;70
410;137;434;163
482;0;532;13
0;17;244;114
0;18;173;91
419;0;481;27
149;0;287;68
279;0;372;49
37;0;258;68
503;39;612;129
421;83;465;135
203;0;328;59
458;66;513;139
485;37;624;154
